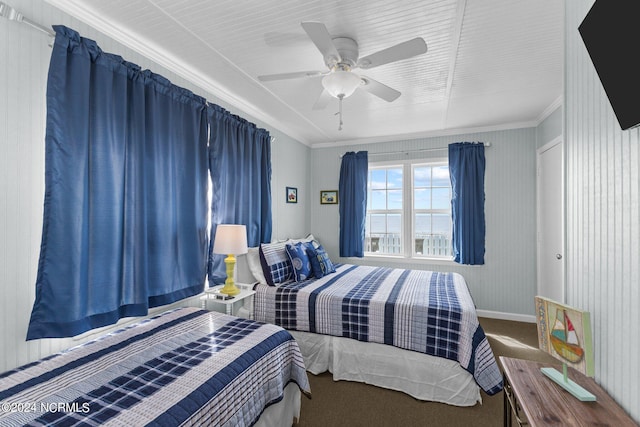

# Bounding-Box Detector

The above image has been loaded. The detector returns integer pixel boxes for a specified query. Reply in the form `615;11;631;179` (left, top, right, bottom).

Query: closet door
537;138;564;303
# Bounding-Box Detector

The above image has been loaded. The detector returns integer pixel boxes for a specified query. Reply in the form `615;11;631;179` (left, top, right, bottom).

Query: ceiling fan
258;22;427;130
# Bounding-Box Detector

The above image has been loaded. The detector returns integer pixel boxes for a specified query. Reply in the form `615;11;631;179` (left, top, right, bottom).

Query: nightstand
201;283;256;319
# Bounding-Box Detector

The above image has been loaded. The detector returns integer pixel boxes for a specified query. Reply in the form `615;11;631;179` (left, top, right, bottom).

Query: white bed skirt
255;382;302;426
290;330;481;407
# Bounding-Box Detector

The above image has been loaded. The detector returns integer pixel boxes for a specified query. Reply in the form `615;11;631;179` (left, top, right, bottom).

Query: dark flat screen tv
579;1;640;130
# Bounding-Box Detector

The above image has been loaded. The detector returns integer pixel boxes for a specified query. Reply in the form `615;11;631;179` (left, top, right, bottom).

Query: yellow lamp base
220;254;240;296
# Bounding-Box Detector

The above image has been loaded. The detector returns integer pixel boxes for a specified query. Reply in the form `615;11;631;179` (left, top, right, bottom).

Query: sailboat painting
535;296;595;377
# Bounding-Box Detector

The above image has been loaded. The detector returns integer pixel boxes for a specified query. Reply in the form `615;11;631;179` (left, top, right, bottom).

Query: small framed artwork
286;187;298;203
320;190;338;205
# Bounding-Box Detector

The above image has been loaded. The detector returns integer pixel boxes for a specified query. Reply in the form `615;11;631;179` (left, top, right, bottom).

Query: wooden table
500;357;637;426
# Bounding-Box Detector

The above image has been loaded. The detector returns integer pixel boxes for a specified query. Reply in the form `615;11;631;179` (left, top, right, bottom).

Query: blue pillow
306;245;336;278
285;242;314;282
259;241;293;285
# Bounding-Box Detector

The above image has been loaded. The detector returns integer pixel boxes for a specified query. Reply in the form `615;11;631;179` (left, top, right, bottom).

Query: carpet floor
296;317;557;427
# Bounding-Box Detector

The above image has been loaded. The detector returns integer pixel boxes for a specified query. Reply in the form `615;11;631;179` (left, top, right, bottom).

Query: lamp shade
213;224;248;255
322;70;362;98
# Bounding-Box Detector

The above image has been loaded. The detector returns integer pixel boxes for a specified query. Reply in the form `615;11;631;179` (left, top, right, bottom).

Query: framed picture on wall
320;190;338;205
286;187;297;203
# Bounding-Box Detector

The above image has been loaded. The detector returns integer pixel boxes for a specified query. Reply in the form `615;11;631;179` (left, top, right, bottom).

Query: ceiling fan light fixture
322;70;361;99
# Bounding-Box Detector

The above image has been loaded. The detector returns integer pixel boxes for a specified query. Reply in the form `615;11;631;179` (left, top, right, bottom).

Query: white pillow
246;247;267;284
289;233;320;248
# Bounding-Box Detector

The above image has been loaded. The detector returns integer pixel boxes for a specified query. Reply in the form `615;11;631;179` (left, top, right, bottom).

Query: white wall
1;0;49;372
0;0;309;372
270;135;311;241
310;128;538;317
565;1;639;421
537;106;563;149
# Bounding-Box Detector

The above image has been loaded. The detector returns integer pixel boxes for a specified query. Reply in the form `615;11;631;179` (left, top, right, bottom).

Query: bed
248;239;502;406
0;307;311;427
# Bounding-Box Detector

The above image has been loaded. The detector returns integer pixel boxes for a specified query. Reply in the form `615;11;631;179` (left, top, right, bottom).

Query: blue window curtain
448;142;486;265
27;26;209;340
207;104;272;284
339;151;368;257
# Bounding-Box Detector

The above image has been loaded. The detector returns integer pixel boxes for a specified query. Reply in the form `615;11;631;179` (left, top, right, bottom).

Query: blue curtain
448;142;486;265
207;104;272;284
27;26;209;340
339;151;368;257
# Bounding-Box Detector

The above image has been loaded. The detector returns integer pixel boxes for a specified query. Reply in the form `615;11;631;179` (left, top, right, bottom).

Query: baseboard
477;309;536;323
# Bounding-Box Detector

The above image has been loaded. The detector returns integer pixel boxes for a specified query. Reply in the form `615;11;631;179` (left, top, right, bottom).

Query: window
365;161;452;259
412;164;452;257
366;166;403;254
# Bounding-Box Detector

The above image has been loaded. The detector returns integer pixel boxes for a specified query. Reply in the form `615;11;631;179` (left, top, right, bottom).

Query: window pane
365;213;402;255
388;189;402;209
370;190;386;209
414;188;431;209
414;166;430;187
432;214;451;237
414;213;431;234
432;165;450;186
370;169;386;189
386;214;402;254
425;214;452;257
387;168;403;188
432;188;451;209
387;214;401;234
370;214;386;233
412;163;452;258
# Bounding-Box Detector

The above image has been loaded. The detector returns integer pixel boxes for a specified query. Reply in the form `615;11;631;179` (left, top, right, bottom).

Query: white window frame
411;161;453;259
366;162;405;256
365;158;454;262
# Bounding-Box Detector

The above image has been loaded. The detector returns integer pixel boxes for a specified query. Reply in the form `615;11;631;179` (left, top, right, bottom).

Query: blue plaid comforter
0;308;310;427
254;264;503;395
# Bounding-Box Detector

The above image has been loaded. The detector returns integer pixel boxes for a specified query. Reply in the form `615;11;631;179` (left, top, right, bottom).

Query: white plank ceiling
44;0;563;146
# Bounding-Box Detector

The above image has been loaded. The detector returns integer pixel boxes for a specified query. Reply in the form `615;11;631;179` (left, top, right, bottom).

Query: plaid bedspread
254;264;503;395
0;308;310;427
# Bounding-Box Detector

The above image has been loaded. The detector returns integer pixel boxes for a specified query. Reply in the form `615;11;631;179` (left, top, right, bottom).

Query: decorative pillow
259;241;293;285
288;233;315;244
306;245;336;278
285;242;314;282
246;247;267;284
286;234;322;249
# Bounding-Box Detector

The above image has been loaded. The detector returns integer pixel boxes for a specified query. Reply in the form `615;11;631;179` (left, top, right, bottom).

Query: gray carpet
296;317;557;427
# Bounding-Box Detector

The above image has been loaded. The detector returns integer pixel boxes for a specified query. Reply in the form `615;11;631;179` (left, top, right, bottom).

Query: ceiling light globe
322;71;362;99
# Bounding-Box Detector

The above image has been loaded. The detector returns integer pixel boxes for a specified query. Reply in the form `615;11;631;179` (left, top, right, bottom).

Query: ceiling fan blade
312;89;333;110
357;37;427;69
301;22;341;65
360;76;401;102
258;70;323;82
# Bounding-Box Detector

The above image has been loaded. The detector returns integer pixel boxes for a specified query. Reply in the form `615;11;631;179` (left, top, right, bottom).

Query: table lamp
213;224;248;296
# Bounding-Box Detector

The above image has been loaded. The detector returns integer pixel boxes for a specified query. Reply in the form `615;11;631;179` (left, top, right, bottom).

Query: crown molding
43;0;317;146
311;120;540;149
536;95;563;124
311;96;564;149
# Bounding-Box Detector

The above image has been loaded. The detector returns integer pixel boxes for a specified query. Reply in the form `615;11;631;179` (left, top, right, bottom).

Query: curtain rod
2;11;278;142
1;1;55;40
339;142;491;158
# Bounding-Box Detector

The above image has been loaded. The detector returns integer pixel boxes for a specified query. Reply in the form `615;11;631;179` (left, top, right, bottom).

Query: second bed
252;260;503;406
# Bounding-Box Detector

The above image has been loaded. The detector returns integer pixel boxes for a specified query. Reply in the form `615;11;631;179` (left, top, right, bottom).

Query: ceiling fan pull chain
337;95;344;131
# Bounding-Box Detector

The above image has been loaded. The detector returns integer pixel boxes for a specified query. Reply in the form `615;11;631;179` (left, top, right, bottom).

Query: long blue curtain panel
448;142;486;265
207;104;272;285
339;151;368;257
27;26;209;340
